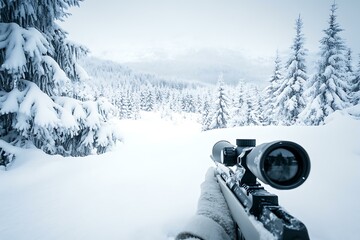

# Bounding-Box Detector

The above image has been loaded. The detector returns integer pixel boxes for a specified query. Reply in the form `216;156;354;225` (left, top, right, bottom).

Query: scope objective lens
264;148;299;183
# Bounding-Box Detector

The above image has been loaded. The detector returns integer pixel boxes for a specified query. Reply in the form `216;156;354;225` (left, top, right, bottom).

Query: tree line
0;1;359;167
81;3;359;131
204;3;359;130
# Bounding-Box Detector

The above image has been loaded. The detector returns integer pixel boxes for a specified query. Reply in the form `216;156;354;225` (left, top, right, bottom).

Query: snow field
0;111;359;240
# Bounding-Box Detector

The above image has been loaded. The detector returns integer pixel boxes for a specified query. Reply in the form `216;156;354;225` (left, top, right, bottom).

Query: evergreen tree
263;51;283;125
274;15;308;125
201;93;213;131
299;4;350;125
128;91;141;119
145;90;155;111
0;0;88;96
345;49;354;80
140;90;147;111
246;86;261;126
352;55;360;105
208;74;230;130
229;82;247;127
185;93;197;113
345;49;357;104
344;48;356;99
139;86;155;112
195;95;203;114
0;0;120;165
118;92;131;119
257;92;266;125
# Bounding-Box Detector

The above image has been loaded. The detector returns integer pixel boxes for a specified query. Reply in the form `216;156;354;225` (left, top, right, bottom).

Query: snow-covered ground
0;111;359;240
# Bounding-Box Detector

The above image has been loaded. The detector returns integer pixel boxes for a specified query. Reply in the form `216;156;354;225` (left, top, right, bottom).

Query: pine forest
0;1;359;167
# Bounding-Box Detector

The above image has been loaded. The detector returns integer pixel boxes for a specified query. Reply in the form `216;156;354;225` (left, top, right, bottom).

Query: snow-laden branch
0;23;51;75
0;80;121;157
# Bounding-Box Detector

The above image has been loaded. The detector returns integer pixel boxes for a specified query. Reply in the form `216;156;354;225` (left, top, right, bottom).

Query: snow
21;81;61;128
42;56;72;89
345;104;360;119
0;111;359;240
0;87;22;114
0;23;50;74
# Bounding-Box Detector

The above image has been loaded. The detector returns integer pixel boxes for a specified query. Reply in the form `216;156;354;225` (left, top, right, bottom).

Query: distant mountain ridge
122;48;274;87
80;47;318;91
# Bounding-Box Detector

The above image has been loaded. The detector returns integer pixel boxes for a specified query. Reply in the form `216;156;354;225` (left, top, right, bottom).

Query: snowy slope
0;111;359;240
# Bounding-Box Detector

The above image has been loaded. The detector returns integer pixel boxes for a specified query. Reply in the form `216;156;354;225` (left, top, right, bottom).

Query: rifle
211;139;311;240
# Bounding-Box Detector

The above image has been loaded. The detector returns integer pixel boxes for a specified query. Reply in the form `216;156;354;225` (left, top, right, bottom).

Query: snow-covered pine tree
352;55;360;105
118;91;131;119
0;0;89;96
128;90;141;119
140;86;155;112
345;49;355;82
257;91;266;125
274;15;308;125
245;85;262;126
208;74;230;130
0;0;120;165
181;92;197;113
229;81;249;127
263;51;283;125
299;4;351;125
145;89;155;111
140;90;147;111
169;91;180;112
201;92;212;131
345;49;357;104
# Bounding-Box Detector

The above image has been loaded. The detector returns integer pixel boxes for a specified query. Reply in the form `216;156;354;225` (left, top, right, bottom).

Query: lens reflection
264;148;299;182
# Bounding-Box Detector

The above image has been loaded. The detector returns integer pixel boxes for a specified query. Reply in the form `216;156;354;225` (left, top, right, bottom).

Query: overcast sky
59;0;360;63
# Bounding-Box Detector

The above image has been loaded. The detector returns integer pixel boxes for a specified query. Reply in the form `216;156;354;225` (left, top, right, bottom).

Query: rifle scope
212;139;311;190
